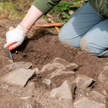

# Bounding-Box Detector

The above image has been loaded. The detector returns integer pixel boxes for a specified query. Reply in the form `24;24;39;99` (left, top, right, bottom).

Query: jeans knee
58;30;65;42
80;36;90;53
80;36;102;56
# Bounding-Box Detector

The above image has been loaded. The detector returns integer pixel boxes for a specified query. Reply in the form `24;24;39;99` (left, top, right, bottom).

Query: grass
47;1;84;22
0;0;84;21
0;2;27;20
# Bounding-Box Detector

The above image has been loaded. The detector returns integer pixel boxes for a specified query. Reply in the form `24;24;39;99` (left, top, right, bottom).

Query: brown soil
0;19;108;80
1;19;108;107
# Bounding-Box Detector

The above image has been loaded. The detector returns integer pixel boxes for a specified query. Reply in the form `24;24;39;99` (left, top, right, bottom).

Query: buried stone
1;68;36;87
0;62;32;77
74;97;106;108
40;58;77;87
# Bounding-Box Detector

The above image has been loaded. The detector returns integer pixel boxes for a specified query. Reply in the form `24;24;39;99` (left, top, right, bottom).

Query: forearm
20;5;43;30
20;0;61;30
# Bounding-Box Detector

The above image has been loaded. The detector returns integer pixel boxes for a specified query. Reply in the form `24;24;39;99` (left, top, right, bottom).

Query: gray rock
40;58;76;87
74;97;106;108
46;69;75;79
1;68;35;87
75;75;95;89
18;97;42;108
41;57;78;73
42;78;52;86
0;62;32;77
87;91;106;104
44;98;73;108
98;73;108;84
33;68;40;75
50;80;76;100
46;80;75;108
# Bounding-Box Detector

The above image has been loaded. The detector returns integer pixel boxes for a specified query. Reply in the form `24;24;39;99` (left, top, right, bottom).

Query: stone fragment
41;57;78;73
1;68;35;87
0;62;32;76
33;68;40;75
50;80;76;100
75;75;95;89
24;82;35;96
18;97;42;108
42;78;52;86
45;97;73;108
98;72;108;84
5;62;32;71
97;72;108;94
88;91;106;104
74;97;106;108
46;69;75;79
40;58;76;87
14;97;41;108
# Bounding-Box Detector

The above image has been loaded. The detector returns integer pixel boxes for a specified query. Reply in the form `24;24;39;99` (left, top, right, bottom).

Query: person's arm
4;0;61;50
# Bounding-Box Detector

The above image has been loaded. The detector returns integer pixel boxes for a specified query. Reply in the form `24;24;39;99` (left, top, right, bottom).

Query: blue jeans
58;2;108;57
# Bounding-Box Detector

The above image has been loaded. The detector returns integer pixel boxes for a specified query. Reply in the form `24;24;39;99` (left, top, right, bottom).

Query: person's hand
4;25;28;50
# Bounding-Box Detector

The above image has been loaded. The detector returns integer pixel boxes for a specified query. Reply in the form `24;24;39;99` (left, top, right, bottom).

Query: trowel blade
6;48;13;61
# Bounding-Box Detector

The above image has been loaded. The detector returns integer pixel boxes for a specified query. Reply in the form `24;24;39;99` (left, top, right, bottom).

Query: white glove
4;25;28;50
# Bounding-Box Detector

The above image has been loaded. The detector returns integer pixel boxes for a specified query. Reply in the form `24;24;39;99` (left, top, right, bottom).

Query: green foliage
0;0;84;21
49;1;84;22
0;2;23;20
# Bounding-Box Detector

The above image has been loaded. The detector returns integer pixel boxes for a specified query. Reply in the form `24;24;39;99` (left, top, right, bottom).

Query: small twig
48;18;60;33
34;23;64;28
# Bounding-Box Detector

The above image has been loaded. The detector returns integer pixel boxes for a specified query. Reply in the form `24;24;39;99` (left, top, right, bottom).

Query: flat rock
50;80;76;100
0;62;32;77
41;57;78;74
97;72;108;94
74;97;106;108
88;90;106;104
98;73;108;84
46;80;75;108
75;75;95;89
1;68;35;87
44;98;73;108
40;58;76;87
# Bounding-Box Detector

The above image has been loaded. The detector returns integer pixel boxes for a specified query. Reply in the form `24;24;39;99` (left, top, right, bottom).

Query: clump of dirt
1;19;108;81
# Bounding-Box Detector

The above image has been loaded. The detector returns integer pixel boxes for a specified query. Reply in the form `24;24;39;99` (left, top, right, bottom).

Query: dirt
0;18;108;79
1;19;108;107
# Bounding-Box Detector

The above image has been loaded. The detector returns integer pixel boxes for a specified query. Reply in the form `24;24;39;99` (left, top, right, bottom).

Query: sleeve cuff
32;0;60;15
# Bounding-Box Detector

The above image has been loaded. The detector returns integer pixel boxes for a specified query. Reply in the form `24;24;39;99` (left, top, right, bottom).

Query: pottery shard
75;75;95;89
74;97;106;108
50;80;76;100
0;62;32;76
1;68;35;87
41;57;78;74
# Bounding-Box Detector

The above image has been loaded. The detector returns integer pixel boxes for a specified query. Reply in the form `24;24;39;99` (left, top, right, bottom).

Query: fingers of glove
8;42;21;50
4;42;17;48
9;44;20;50
12;42;21;48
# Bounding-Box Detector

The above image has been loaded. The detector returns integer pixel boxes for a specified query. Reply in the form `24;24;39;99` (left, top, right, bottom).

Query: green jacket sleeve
32;0;61;15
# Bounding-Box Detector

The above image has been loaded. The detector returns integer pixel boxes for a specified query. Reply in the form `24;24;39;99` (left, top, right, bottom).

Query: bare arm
20;5;43;30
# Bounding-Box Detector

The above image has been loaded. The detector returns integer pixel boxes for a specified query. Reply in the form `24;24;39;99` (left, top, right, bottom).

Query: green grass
47;1;84;22
0;0;84;21
0;2;26;20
